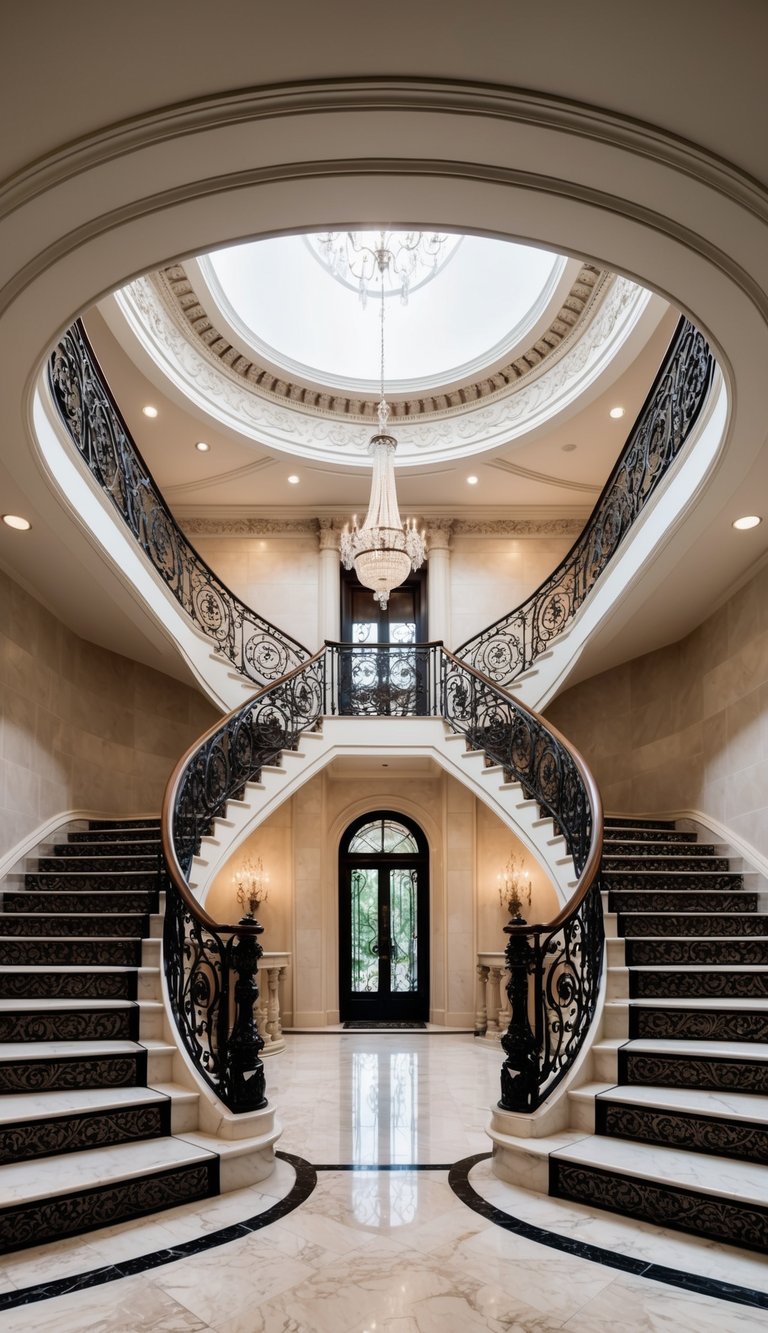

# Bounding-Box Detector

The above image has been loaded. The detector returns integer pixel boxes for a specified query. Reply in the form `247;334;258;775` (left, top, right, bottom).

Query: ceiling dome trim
151;257;607;421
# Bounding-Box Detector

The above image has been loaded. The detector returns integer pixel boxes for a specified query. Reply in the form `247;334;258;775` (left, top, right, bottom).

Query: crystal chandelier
340;243;427;608
309;229;455;305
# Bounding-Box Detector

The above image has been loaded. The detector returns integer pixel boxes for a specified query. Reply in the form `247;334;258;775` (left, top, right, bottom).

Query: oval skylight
196;233;566;395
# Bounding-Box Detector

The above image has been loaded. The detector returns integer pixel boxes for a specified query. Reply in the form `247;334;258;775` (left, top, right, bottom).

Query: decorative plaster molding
153;259;606;420
453;518;584;537
180;516;319;537
114;273;650;465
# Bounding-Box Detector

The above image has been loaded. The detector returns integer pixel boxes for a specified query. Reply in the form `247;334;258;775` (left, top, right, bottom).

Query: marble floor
0;1033;767;1331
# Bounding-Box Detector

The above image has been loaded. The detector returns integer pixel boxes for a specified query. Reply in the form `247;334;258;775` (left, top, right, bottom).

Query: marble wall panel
192;535;320;650
546;561;768;860
0;568;218;861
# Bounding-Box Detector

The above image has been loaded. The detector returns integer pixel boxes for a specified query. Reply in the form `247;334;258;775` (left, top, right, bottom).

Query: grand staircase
552;816;768;1253
0;817;221;1254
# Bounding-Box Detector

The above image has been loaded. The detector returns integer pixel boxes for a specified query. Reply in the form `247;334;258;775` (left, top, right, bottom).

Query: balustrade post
499;915;540;1112
488;966;504;1035
225;923;267;1112
475;963;489;1035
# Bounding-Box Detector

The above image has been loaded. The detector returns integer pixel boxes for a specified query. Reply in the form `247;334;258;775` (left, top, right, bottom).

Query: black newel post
499;914;540;1112
225;921;267;1112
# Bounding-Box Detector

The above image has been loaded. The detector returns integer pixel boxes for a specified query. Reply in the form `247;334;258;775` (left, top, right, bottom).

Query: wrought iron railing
162;642;602;1115
48;320;310;686
455;318;715;688
161;651;326;1112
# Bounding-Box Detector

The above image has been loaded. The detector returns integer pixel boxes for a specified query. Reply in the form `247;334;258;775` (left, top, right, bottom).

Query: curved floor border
0;1151;317;1313
449;1153;768;1313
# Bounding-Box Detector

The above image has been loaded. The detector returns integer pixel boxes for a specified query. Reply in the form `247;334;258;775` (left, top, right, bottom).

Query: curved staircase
550;817;768;1254
0;817;223;1253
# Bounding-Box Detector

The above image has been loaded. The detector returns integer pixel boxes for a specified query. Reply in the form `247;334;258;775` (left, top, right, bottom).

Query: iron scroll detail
48;320;309;686
455;318;715;688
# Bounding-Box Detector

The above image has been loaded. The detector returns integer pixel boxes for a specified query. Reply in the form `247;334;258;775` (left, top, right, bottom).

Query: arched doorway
339;811;429;1023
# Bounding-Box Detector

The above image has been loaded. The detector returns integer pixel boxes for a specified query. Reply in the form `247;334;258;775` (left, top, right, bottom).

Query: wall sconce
233;856;269;921
498;852;532;921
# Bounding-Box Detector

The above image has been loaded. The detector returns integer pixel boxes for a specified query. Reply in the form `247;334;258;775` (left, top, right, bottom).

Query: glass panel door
339;812;429;1023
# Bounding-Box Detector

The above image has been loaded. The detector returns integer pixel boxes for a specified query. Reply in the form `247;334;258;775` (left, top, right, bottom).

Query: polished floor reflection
1;1034;768;1331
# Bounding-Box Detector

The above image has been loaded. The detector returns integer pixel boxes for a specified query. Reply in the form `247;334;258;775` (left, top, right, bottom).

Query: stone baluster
475;962;489;1035
488;966;505;1036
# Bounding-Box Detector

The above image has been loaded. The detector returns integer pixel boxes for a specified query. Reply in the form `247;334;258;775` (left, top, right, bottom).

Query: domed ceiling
106;229;664;469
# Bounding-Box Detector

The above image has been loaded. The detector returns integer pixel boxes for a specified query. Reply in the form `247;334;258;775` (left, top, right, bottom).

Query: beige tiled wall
546;561;768;859
192;536;321;650
0;569;217;860
449;535;574;647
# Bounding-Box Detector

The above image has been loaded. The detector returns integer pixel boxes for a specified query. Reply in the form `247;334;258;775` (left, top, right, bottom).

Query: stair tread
0;1136;215;1206
0;999;136;1011
602;1036;768;1060
552;1134;768;1205
609;997;768;1010
583;1082;768;1124
614;965;768;973
0;1038;173;1061
0;966;144;974
0;1086;167;1122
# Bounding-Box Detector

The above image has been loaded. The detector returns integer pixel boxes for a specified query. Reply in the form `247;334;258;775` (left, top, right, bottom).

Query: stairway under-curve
556;816;768;1254
0;817;219;1253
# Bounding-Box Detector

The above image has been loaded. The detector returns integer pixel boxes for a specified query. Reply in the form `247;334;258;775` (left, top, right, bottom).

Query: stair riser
619;915;766;937
602;842;717;858
5;892;157;915
630;971;768;999
608;891;755;913
0;1050;148;1094
619;1048;768;1095
549;1159;768;1254
628;1008;768;1043
0;940;142;966
604;819;677;830
604;829;695;844
0;1008;139;1043
626;939;768;965
39;855;157;872
25;873;158;892
0;916;148;938
88;819;161;831
606;873;742;891
595;1099;768;1166
0;973;138;1001
0;1101;171;1166
603;857;730;872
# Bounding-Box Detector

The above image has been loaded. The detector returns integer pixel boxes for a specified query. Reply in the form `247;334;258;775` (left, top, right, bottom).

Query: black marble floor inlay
449;1153;768;1312
0;1151;316;1312
2;1151;768;1314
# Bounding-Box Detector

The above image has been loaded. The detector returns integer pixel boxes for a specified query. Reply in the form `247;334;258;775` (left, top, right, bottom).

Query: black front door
339;812;429;1022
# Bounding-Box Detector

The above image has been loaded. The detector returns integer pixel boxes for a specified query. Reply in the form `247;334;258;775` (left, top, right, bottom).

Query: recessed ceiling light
287;474;300;485
561;443;577;453
609;406;625;419
733;515;762;530
2;514;31;531
142;405;158;418
467;475;479;485
195;441;210;452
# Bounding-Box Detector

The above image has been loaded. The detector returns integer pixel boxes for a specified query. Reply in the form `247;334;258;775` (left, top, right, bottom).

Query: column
426;522;453;646
317;520;340;644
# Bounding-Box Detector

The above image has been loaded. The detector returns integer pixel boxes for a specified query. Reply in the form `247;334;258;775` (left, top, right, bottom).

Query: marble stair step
603;829;696;844
67;830;162;845
0;913;149;937
39;853;158;872
549;1133;768;1252
0;1085;173;1164
602;843;719;858
24;869;158;888
0;938;142;966
604;818;678;830
607;1036;768;1095
618;913;767;937
0;998;139;1044
603;854;730;871
605;870;743;888
0;1135;218;1255
5;889;158;914
0;1037;174;1092
0;965;141;1001
581;1082;768;1165
607;889;756;914
620;998;768;1044
628;965;768;1000
625;936;768;965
